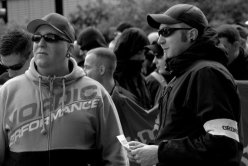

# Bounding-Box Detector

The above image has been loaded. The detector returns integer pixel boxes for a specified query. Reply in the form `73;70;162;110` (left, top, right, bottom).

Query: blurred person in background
0;64;6;75
0;26;33;85
114;27;153;109
235;24;248;53
145;42;173;105
142;32;159;76
75;26;107;68
216;24;248;80
109;22;133;50
84;47;159;166
84;47;135;98
142;44;156;76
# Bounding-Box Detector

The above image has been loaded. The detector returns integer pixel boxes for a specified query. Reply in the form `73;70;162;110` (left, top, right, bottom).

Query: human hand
126;141;145;163
128;141;145;150
131;144;159;166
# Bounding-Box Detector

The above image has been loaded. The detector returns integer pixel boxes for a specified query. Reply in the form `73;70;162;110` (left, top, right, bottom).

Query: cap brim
147;14;181;29
27;19;50;33
144;45;156;51
27;19;64;36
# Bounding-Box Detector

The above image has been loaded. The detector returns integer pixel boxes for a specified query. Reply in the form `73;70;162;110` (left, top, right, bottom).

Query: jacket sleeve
157;67;243;165
98;88;129;166
0;87;6;166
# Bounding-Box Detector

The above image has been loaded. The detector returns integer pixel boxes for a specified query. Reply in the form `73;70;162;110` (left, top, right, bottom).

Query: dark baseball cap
27;13;75;43
147;4;208;33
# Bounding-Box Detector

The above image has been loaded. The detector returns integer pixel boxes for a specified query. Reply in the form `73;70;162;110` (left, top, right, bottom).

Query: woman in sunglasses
0;26;33;85
0;13;128;166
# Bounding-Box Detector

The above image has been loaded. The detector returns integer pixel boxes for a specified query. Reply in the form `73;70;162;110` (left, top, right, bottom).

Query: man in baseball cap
27;12;75;43
125;4;243;166
147;4;208;35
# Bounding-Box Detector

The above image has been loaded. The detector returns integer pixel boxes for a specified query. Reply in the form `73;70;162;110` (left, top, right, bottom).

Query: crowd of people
0;3;247;166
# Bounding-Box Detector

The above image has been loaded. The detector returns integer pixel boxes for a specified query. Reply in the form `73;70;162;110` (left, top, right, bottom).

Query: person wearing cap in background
147;31;159;44
145;42;173;105
235;24;248;52
216;24;248;80
142;43;156;76
0;13;128;166
0;26;33;85
141;32;159;76
126;4;243;166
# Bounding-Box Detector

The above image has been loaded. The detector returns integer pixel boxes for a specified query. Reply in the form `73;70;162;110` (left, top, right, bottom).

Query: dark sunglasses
158;27;192;37
32;34;70;43
1;62;25;71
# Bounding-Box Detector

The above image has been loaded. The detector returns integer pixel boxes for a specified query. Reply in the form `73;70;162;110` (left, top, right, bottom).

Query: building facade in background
0;0;105;26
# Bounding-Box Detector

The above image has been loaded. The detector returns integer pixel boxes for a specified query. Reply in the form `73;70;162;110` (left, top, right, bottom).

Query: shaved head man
84;47;117;93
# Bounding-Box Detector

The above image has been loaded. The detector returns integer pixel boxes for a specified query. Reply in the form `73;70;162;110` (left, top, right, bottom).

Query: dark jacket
0;72;10;85
0;64;7;75
155;27;243;166
114;60;153;109
227;47;248;80
111;84;159;166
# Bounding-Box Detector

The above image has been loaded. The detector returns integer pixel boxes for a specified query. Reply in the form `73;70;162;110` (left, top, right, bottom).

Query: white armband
203;118;239;142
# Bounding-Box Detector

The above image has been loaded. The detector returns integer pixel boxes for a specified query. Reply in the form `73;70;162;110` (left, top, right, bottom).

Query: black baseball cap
147;4;208;33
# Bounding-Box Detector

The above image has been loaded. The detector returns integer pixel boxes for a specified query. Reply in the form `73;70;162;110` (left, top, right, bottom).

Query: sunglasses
1;62;25;71
32;34;70;43
158;27;192;37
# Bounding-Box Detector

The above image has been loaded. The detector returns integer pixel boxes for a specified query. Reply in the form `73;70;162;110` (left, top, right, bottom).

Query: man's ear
66;43;75;58
233;40;240;49
99;65;105;75
68;43;74;54
188;28;198;42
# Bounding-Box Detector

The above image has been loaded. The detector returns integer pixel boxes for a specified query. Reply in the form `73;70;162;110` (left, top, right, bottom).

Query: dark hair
0;26;32;59
216;24;240;44
116;22;133;33
113;27;149;61
87;47;117;74
77;27;107;51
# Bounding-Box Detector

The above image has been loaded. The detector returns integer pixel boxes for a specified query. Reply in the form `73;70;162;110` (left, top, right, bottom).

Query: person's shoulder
189;60;228;74
0;74;27;93
81;76;102;86
188;60;235;83
80;76;108;93
114;85;138;102
197;60;225;68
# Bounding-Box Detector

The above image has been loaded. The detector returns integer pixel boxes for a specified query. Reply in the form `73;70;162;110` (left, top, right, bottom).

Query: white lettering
29;119;39;131
9;99;100;146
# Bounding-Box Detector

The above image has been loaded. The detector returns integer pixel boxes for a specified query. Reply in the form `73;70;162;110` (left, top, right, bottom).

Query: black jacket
227;47;248;80
114;60;153;109
0;72;10;85
155;27;243;166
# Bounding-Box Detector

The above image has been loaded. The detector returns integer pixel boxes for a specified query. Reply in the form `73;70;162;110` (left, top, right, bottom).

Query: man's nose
158;35;165;45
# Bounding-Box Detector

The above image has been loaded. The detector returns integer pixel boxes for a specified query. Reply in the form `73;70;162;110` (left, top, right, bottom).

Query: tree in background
68;0;248;41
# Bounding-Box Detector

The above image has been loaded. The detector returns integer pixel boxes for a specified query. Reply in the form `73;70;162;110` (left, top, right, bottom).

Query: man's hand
127;141;159;166
126;141;145;163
